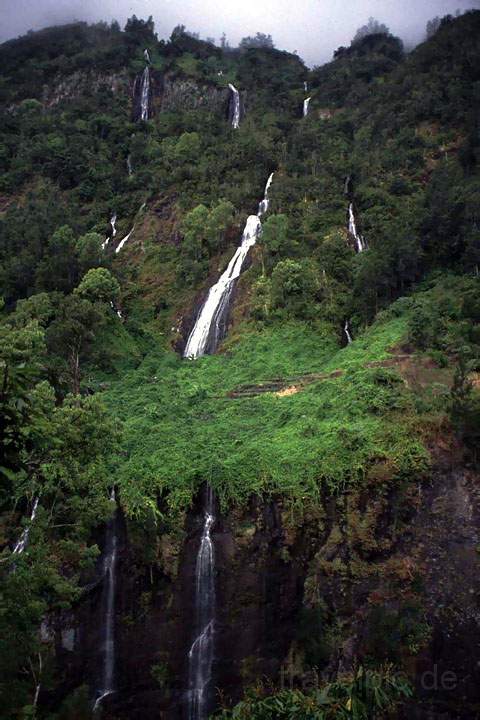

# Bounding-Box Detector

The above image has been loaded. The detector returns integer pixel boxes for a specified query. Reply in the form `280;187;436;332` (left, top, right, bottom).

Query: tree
352;17;390;44
75;268;120;304
181;205;210;262
13;293;58;328
0;314;119;715
0;320;45;490
260;214;289;273
46;295;103;394
124;14;156;46
35;225;77;294
425;16;441;39
271;259;319;319
76;232;104;275
173;132;202;163
239;33;274;50
205;200;234;252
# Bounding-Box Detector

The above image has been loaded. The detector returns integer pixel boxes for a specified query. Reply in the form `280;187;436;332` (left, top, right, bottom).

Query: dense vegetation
0;10;479;719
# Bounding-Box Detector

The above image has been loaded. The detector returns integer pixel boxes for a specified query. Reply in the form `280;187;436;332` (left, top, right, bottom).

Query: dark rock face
160;76;229;115
41;71;129;107
131;68;160;122
47;457;480;720
227;89;245;126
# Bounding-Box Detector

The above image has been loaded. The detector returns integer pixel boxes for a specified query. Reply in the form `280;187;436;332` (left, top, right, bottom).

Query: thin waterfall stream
12;497;39;555
348;203;365;253
184;173;274;359
187;485;216;720
139;66;150;121
94;489;118;712
228;84;240;129
344;320;353;344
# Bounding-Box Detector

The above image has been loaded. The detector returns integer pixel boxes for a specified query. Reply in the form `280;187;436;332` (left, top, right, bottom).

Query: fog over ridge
2;0;480;66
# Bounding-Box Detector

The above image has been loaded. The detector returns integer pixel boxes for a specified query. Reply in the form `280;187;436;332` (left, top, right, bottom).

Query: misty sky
2;0;479;66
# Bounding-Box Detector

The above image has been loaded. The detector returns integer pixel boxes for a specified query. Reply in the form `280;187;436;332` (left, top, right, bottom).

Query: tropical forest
1;5;480;719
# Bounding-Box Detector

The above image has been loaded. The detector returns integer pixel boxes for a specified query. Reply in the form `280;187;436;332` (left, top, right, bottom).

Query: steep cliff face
48;444;480;719
160;76;230;115
41;70;130;107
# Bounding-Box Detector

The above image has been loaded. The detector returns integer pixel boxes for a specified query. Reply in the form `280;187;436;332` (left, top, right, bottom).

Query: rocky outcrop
159;76;230;115
45;447;480;719
41;70;129;107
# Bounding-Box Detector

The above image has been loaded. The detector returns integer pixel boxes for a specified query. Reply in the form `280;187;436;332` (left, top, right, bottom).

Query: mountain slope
0;13;479;720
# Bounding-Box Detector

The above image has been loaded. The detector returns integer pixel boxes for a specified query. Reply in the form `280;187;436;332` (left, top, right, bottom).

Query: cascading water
304;80;308;92
94;489;118;712
144;48;151;63
228;83;240;129
348;203;365;253
184;173;274;359
303;97;311;117
257;172;274;217
127;155;133;176
115;226;134;254
344;320;353;344
110;301;122;319
12;497;39;555
140;66;151;121
187;485;216;720
102;214;118;250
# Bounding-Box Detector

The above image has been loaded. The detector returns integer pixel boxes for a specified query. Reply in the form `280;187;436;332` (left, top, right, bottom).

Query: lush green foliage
215;665;412;719
0;11;479;718
0;319;119;715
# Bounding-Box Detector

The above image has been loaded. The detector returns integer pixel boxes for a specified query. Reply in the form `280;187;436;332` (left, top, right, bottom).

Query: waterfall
12;497;39;555
94;489;118;711
143;48;151;63
140;66;150;121
127;155;133;176
303;97;311;118
304;81;308;92
344;320;353;344
228;84;240;129
110;301;122;319
257;172;274;217
348;203;365;253
187;486;216;720
110;214;117;238
102;214;118;250
115;227;134;254
184;174;274;359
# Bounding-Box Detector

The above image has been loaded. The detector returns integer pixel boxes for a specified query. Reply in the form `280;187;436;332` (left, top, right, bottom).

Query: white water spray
257;172;274;217
187;486;216;720
344;321;353;344
228;84;240;129
140;66;150;121
184;174;273;359
348;203;365;253
12;497;39;555
115;227;134;254
303;97;311;118
102;214;117;250
94;489;118;712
